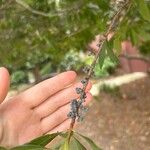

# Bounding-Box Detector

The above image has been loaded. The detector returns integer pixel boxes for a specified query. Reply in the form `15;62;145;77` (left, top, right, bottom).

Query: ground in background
77;77;150;150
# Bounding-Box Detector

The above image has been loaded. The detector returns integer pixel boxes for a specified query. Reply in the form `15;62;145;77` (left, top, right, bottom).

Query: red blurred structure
120;41;150;73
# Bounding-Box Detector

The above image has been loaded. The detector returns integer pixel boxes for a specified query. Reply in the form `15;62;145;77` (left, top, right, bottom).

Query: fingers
0;67;10;103
18;71;77;108
49;119;72;134
41;92;92;134
34;81;92;118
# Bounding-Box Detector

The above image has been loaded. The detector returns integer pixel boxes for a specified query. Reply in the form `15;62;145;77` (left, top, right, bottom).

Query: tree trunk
32;65;41;84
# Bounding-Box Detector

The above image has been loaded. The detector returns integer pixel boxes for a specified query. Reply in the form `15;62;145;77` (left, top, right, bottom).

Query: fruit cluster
67;77;89;122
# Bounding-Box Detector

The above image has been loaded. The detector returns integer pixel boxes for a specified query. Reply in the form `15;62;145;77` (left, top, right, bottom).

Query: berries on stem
67;0;130;143
81;77;88;85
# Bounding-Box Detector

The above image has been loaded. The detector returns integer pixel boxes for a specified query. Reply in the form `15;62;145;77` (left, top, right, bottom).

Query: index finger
0;67;10;103
17;71;77;108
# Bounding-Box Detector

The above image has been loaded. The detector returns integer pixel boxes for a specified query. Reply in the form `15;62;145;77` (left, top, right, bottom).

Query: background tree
0;0;149;81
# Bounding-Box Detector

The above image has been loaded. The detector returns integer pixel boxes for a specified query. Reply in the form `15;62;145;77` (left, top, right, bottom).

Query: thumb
0;67;10;103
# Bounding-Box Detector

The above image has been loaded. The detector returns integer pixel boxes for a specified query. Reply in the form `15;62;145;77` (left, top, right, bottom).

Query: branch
15;0;83;18
105;1;130;36
67;0;131;142
0;0;14;10
63;26;89;39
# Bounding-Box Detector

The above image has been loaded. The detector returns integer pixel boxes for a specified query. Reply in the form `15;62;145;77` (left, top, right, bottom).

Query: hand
0;67;92;147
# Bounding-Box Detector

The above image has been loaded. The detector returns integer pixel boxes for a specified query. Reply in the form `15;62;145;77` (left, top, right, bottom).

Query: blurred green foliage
139;41;150;56
95;57;117;78
59;50;85;72
11;70;28;84
85;56;117;77
0;0;149;84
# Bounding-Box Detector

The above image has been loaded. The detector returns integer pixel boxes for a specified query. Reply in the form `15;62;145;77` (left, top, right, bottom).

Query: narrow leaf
27;133;59;146
113;37;121;55
59;132;68;138
138;30;150;41
98;43;106;69
76;133;102;150
53;142;62;150
130;29;138;46
10;144;46;150
136;0;150;21
60;140;69;150
52;132;68;149
70;137;86;150
106;40;119;64
0;147;7;150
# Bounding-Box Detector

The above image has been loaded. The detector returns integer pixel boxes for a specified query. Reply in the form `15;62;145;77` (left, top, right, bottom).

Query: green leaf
70;137;86;150
136;0;150;21
113;37;122;55
138;29;150;42
130;29;139;46
52;142;63;150
106;40;119;64
52;134;67;150
0;147;7;150
55;132;73;150
10;144;46;150
27;133;59;146
76;133;102;150
52;132;68;149
98;43;106;69
60;140;69;150
58;132;68;138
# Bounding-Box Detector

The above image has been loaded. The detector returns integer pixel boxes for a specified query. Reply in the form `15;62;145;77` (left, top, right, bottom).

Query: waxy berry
96;43;101;47
67;112;76;119
80;92;87;100
82;66;90;74
88;50;95;56
81;77;88;85
76;87;83;94
70;99;78;113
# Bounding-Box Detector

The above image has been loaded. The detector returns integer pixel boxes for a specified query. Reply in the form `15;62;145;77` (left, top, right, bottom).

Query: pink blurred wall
120;41;149;73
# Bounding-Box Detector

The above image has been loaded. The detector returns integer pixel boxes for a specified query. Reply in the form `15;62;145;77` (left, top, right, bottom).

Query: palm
0;99;42;145
0;68;92;147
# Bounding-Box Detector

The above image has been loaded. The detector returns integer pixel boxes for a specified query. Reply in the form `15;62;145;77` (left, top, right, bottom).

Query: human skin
0;67;92;147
